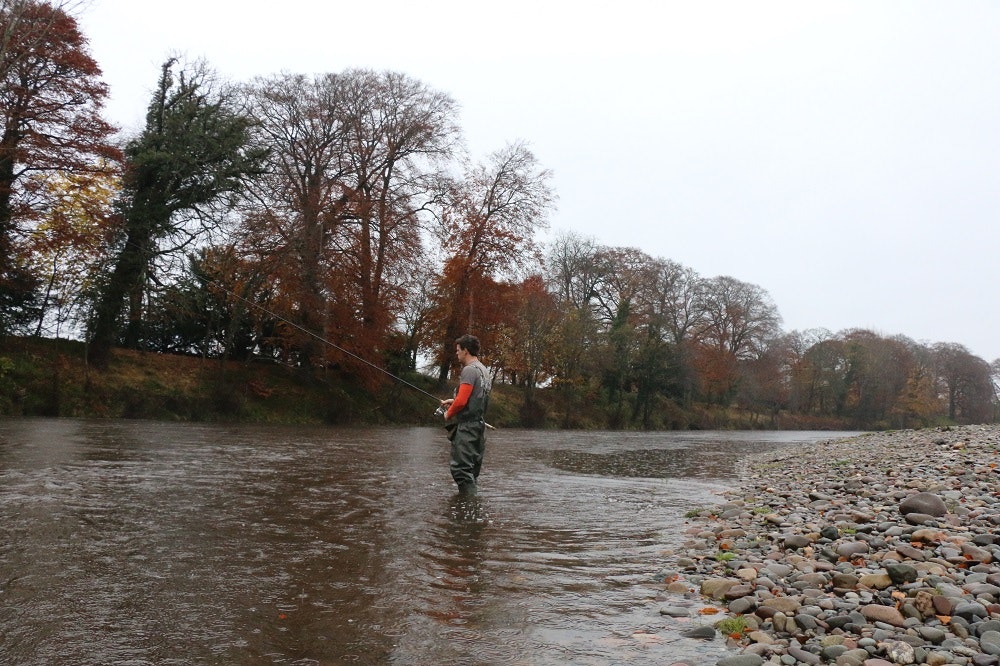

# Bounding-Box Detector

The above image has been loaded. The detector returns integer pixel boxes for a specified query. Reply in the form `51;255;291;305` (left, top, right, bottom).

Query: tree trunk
88;230;148;367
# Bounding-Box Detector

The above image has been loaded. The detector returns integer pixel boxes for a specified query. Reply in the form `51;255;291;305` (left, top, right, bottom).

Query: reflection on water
0;420;856;665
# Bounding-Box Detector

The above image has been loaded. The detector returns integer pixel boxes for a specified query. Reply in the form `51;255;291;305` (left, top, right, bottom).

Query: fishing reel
434;405;446;417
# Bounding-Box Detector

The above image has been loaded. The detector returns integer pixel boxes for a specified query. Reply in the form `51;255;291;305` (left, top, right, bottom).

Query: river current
0;419;856;665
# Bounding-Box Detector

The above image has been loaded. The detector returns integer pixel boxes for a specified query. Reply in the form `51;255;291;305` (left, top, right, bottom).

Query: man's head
454;334;480;357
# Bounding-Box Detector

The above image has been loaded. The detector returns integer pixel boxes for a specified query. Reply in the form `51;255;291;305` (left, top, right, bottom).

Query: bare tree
243;69;461;371
545;230;605;310
433;141;555;383
241;72;353;362
933;342;994;423
693;275;782;402
695;275;782;359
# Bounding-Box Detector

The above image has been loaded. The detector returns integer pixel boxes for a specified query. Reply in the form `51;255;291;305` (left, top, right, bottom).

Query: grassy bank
0;336;438;425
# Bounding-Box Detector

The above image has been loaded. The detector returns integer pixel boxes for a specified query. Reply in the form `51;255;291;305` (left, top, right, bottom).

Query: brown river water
0;419;857;665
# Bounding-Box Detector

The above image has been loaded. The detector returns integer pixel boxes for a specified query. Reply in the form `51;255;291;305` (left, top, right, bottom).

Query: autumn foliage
0;0;119;331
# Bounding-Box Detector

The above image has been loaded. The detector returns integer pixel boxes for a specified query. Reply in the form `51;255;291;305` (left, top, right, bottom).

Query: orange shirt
445;383;474;420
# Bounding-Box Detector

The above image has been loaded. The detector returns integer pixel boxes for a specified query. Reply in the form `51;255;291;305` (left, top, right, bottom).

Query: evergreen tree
88;58;266;365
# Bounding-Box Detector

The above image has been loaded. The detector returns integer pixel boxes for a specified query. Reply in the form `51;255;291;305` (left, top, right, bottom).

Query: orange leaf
936;615;951;623
698;607;721;615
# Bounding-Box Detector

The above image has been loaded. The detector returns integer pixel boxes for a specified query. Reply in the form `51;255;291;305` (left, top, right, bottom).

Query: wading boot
457;482;477;496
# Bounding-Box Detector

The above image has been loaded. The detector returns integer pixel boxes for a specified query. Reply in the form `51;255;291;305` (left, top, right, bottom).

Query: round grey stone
899;492;948;517
682;625;716;639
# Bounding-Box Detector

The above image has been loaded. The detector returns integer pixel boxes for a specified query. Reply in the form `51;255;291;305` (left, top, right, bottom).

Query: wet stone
659;605;691;618
682;625;717;639
715;655;764;666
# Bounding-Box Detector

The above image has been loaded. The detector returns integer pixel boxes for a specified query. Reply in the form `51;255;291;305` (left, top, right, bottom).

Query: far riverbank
1;335;861;430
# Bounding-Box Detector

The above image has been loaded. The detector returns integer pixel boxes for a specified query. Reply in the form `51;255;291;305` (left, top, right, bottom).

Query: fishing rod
215;282;495;427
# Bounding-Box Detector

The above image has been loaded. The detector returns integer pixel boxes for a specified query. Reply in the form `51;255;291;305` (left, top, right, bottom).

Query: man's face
455;344;469;364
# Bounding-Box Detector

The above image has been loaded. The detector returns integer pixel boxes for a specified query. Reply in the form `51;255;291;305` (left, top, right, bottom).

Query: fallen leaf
698;607;720;615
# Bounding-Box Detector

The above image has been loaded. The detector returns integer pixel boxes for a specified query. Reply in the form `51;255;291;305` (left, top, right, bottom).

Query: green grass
715;615;748;635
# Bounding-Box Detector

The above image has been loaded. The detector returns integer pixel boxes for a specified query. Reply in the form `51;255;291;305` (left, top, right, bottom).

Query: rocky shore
658;424;1000;666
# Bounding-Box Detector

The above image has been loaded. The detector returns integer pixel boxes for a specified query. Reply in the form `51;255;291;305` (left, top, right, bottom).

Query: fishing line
219;286;495;427
105;235;494;423
220;286;442;404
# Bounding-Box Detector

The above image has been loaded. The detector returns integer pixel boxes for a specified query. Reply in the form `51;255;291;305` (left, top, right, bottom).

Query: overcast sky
78;1;1000;362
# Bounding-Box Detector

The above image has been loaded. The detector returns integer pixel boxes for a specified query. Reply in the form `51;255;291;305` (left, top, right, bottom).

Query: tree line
1;0;997;429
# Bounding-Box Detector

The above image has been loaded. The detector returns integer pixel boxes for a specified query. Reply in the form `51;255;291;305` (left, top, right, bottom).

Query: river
0;419;858;665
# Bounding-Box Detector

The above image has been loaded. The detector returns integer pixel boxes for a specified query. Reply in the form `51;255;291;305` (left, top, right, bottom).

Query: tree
0;1;83;80
333;70;460;364
242;71;353;365
242;69;460;372
933;342;994;423
693;275;782;402
0;0;119;332
433;141;555;384
545;230;605;310
26;166;119;337
637;257;703;409
837;330;912;426
88;58;266;365
543;231;606;424
792;334;849;416
491;274;559;420
891;339;941;428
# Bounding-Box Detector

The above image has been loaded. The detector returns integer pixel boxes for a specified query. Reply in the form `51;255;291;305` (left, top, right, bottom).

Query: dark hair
455;334;480;356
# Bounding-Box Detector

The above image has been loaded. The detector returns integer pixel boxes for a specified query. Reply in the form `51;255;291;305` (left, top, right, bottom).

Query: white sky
78;0;1000;362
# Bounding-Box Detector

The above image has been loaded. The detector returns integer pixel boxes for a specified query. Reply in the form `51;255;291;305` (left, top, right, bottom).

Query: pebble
655;425;1000;665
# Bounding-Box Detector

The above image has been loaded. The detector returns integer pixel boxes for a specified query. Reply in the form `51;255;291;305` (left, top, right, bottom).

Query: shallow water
0;419;857;665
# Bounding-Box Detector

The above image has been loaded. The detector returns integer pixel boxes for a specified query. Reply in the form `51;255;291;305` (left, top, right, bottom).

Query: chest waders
447;362;491;495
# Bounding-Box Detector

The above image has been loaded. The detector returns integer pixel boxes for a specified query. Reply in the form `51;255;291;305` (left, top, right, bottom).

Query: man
440;334;492;496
